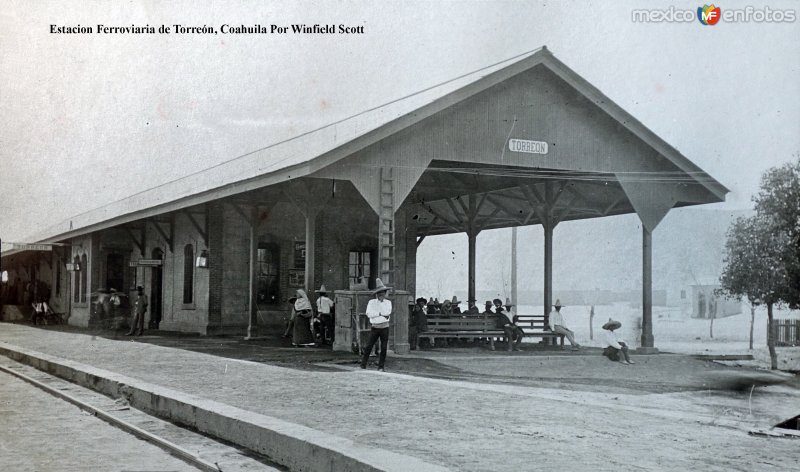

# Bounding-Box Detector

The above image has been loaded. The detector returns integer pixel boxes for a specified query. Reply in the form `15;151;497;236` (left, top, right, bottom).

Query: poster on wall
293;241;306;268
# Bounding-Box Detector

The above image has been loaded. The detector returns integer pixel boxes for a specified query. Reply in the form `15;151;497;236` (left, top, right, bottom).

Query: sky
1;0;798;260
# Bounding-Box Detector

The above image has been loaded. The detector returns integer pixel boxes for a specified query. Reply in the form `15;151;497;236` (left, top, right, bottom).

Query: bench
416;315;507;350
513;314;565;348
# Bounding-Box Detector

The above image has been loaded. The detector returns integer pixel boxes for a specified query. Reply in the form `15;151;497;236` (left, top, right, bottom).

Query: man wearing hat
548;299;580;350
315;284;335;344
601;319;634;364
126;285;148;336
450;296;462;314
360;278;392;371
464;298;480;315
440;298;453;316
426;298;439;314
493;298;523;351
483;301;494;315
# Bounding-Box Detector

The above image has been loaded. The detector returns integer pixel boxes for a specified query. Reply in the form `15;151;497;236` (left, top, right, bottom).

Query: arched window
183;244;194;304
80;254;88;303
73;256;81;303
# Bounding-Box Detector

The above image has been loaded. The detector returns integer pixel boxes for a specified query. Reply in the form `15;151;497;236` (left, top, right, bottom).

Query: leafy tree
753;157;800;309
719;157;800;370
719;215;791;369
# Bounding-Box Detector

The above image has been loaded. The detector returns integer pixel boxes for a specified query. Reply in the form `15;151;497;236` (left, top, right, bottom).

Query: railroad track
0;357;282;472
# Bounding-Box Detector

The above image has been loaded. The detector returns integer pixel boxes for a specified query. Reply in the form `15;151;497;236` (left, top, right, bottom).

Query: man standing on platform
548;299;580;350
126;285;148;336
315;285;335;344
360;279;392;371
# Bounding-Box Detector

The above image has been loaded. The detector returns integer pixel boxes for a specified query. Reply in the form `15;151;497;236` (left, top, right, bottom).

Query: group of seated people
418;296;483;316
409;295;634;363
408;296;524;351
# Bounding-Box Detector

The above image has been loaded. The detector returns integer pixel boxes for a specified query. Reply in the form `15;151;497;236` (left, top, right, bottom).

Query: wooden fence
775;319;800;346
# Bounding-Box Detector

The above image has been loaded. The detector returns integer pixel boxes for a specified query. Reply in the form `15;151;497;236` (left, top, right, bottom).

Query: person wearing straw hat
493;298;523;351
548;299;580;350
360;278;392;371
601;318;634;364
450;296;462;314
315;284;335;344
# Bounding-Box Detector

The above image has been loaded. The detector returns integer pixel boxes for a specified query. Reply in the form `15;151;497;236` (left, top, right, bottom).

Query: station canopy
18;46;726;246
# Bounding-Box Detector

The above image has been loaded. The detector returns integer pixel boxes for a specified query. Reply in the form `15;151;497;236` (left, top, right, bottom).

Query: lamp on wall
66;263;80;271
196;250;209;268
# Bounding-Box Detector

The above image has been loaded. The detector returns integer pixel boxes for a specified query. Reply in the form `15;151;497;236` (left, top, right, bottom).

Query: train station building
0;47;728;353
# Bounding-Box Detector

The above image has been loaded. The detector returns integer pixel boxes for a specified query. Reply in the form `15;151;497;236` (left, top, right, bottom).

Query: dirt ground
2;322;799;472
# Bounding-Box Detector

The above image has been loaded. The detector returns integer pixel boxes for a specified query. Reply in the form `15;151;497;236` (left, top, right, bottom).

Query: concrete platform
1;323;798;472
0;340;447;472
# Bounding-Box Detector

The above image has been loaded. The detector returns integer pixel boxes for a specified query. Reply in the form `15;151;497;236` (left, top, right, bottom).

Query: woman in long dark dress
292;289;315;346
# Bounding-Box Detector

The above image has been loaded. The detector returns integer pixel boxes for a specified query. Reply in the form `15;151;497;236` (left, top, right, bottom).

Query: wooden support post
305;212;316;293
184;209;208;248
467;229;477;303
543;182;554;332
543;222;553;325
245;207;258;340
511;226;517;315
466;194;482;304
123;225;144;254
639;226;657;352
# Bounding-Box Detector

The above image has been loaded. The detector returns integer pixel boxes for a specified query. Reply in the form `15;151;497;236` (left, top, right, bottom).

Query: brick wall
158;214;210;333
62;179;419;335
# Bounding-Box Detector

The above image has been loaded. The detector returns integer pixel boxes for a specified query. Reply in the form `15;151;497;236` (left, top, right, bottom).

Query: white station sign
508;138;548;155
12;243;52;251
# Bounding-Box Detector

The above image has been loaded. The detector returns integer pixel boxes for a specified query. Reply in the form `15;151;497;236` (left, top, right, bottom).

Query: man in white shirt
315;285;335;344
360;278;392;371
548;299;580;350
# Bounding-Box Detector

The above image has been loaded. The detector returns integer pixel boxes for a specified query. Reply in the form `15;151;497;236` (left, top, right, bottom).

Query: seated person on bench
464;298;480;315
440;299;454;316
450;296;462;314
483;301;494;315
548;299;581;350
493;298;523;352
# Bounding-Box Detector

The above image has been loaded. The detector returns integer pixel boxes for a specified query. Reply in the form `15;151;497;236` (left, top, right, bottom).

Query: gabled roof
18;46;728;247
